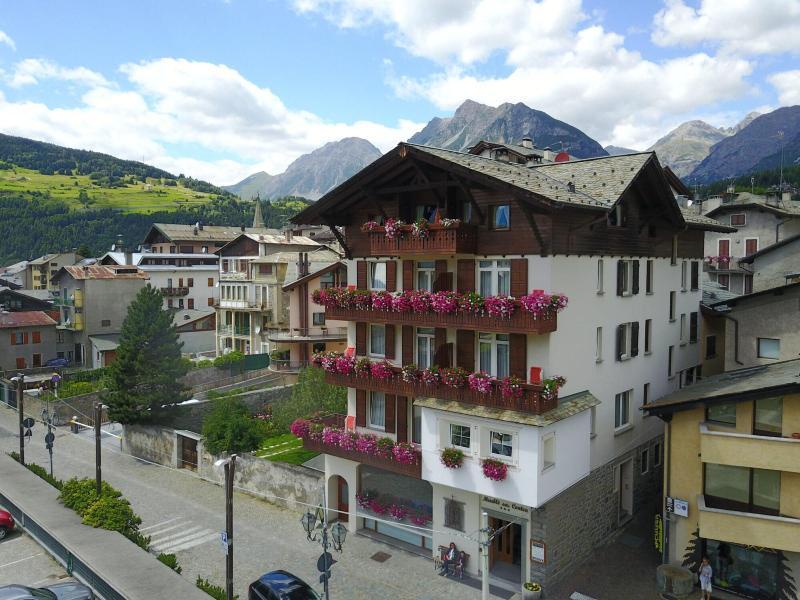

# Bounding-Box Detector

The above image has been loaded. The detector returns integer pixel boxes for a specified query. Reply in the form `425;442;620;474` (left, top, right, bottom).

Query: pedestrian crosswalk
141;517;219;555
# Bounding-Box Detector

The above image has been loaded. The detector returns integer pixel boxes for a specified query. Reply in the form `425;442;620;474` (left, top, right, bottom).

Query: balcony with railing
217;324;251;337
367;222;477;256
219;270;251;281
268;359;310;374
296;414;422;478
161;286;190;297
700;423;800;474
267;327;348;343
217;299;271;310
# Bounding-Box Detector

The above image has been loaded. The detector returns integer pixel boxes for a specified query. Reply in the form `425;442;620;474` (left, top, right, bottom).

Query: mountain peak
647;120;730;177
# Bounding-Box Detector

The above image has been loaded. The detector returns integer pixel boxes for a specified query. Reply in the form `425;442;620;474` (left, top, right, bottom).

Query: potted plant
523;582;542;599
481;458;508;481
440;447;464;469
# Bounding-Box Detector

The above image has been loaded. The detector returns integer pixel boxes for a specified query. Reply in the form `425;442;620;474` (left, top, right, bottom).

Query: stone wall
121;424;322;511
530;436;664;589
23;391;105;426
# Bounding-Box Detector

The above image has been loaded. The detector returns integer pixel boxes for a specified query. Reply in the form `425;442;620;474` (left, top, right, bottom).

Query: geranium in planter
542;375;566;403
376;437;395;458
401;364;420;383
392;442;419;465
440;447;464;469
310;353;324;368
500;375;524;400
441;367;467;388
334;355;355;375
290;418;310;438
355;434;378;455
338;431;358;451
352;290;373;310
484;295;517;318
369;499;389;515
410;513;430;527
370;361;394;380
321;426;342;446
372;291;393;311
420;366;440;386
384;218;404;240
468;372;494;394
440;218;460;228
308;423;324;441
411;218;430;239
361;220;381;232
354;357;371;377
408;290;431;312
392;291;413;313
481;458;508;481
319;352;338;372
430;291;459;314
459;291;485;315
355;490;377;509
389;504;409;521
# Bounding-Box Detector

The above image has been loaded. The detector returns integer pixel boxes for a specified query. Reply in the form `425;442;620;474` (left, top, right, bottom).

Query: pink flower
484;295;517;318
354;357;371;376
468;372;494;394
290;419;310;438
370;361;394;380
481;458;508;481
369;499;389;515
361;220;381;232
335;355;355;375
392;442;419;465
355;434;378;454
441;367;467;388
499;376;523;400
338;432;358;451
430;291;459;314
410;513;430;526
408;290;431;312
384;218;404;240
322;427;342;446
389;504;409;520
401;364;419;383
372;291;393;311
420;367;440;386
391;292;413;313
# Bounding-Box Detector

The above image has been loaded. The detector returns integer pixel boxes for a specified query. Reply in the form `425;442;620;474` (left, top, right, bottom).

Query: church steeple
252;198;264;229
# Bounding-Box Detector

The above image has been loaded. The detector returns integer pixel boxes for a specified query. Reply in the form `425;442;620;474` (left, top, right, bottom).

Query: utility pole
94;402;102;495
481;511;490;600
16;374;25;464
225;455;237;600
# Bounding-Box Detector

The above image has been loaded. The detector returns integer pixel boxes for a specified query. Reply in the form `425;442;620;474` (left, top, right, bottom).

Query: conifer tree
104;285;188;423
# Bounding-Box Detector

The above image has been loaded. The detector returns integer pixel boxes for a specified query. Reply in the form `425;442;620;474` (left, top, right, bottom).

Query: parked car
45;358;70;368
248;571;321;600
0;509;13;540
0;582;93;599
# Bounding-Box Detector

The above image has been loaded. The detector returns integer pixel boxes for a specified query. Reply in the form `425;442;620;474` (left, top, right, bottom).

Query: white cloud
769;70;800;106
652;0;800;55
0;30;15;51
0;58;423;185
7;58;109;88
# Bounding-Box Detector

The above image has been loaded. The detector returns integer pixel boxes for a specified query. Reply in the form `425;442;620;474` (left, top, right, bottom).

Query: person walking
699;556;713;600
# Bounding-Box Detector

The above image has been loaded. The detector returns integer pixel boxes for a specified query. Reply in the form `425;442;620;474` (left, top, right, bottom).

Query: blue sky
0;0;798;184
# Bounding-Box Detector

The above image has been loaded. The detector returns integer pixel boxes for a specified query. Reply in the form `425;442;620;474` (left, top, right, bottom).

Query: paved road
0;404;507;599
0;528;69;588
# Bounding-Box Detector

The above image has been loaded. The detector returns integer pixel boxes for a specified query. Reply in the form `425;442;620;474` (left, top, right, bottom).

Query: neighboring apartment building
702;283;800;377
269;261;348;374
141;223;277;255
0;288;55;313
26;252;83;291
738;233;800;293
644;360;800;600
701;191;800;296
0;311;58;370
99;251;219;311
289;142;728;592
0;260;29;288
215;231;338;356
173;308;216;356
51;265;149;365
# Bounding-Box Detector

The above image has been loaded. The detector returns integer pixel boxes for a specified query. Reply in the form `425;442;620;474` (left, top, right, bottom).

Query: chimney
285;229;293;242
124;249;133;265
240;225;246;232
782;191;792;203
198;222;204;231
520;136;533;149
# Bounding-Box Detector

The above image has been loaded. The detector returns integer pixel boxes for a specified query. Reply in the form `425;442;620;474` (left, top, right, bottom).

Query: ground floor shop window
358;466;432;549
703;539;784;600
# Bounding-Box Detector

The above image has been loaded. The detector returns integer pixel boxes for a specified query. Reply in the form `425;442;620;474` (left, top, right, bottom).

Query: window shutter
357;261;367;289
616;324;624;361
691;262;699;290
384;324;395;360
9;333;15;346
433;260;450;292
403;260;414;291
385;394;396;434
690;312;698;342
355;322;367;356
632;260;640;295
396;396;408;442
457;259;475;293
509;333;527;379
434;328;451;367
356;389;367;427
616;261;624;296
386;261;397;292
32;331;41;344
631;322;639;357
402;325;414;365
510;258;528;297
456;330;475;371
23;332;29;345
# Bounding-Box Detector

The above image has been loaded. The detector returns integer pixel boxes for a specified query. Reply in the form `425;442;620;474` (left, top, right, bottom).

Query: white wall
144;267;218;310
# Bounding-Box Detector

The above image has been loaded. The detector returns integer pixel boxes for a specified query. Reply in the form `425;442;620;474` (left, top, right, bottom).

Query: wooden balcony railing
160;286;190;297
325;305;556;335
323;369;556;415
300;414;422;478
368;223;477;256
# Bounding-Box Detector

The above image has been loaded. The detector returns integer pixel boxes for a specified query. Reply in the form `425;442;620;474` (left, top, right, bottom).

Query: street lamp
300;508;347;600
214;455;237;600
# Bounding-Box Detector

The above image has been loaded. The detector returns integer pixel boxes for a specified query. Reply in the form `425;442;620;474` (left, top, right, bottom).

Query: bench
434;545;469;579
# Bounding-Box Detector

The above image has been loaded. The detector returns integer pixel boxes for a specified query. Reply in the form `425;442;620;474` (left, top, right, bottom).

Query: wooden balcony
368;223;477;256
300;414;421;478
325;305;556;335
324;369;556;415
161;286;189;297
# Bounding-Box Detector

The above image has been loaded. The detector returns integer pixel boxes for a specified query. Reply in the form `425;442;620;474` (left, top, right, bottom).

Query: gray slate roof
702;280;739;305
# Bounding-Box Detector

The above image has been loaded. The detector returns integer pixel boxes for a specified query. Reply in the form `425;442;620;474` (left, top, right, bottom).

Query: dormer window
608;204;625;227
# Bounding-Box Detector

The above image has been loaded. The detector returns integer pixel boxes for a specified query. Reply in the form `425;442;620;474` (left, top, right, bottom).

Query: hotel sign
481;496;529;520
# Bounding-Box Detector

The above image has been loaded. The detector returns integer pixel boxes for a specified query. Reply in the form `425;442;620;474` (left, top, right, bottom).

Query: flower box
365;221;478;256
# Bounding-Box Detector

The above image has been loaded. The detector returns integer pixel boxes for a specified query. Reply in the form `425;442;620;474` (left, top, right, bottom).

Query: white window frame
757;337;780;359
614;389;632;430
597;259;604;294
478;332;510;378
369;262;387;291
490;430;514;459
595;326;603;363
416;327;436;369
368;391;386;430
369;324;386;358
449;423;471;450
640;447;649;474
478;260;510;296
618;322;634;360
416;261;436;292
542;433;556;472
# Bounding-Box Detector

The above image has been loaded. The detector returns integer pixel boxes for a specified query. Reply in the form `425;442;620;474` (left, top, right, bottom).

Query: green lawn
254;433;319;465
0;167;216;213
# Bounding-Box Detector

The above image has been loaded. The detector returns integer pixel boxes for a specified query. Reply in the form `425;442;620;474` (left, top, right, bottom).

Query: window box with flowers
440;447;465;469
481;458;508;482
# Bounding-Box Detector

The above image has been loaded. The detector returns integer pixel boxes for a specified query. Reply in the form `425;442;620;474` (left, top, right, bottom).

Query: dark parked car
248;571;320;600
0;582;93;600
0;509;13;540
45;358;69;368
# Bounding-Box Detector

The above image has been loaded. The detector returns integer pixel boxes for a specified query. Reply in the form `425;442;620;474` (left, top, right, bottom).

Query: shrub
213;351;244;368
196;359;214;368
202;397;266;455
196;577;237;600
82;495;141;536
157;553;182;574
58;380;98;398
124;529;152;551
60;478;121;516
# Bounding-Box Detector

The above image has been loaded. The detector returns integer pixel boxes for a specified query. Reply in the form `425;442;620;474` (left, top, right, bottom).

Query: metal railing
268;359;310;373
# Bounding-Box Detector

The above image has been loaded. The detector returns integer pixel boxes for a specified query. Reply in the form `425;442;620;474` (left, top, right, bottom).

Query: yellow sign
654;514;664;554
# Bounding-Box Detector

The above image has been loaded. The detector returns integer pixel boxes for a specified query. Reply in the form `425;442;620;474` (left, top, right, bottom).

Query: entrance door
336;476;349;522
489;516;521;581
180;436;198;471
618;459;633;525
